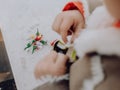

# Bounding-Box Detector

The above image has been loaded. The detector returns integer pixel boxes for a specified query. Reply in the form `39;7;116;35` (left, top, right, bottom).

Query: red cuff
114;20;120;28
63;1;84;19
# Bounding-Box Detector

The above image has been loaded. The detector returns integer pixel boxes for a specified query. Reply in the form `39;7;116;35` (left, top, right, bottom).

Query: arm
63;0;89;25
63;0;103;22
52;0;102;43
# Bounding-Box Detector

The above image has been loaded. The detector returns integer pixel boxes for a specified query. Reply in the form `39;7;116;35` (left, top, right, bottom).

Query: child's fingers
71;24;83;42
60;18;73;43
52;53;68;75
34;62;44;79
70;31;79;43
56;53;68;66
47;50;58;62
61;31;68;43
70;35;75;43
52;14;63;34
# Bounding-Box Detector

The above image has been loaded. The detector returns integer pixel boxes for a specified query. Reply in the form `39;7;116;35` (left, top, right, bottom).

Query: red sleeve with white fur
63;1;84;18
63;0;89;24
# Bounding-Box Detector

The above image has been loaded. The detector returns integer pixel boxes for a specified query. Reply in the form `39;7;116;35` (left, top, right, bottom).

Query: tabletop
0;0;69;90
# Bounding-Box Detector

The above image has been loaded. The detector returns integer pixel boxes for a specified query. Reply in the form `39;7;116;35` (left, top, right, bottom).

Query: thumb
70;35;75;43
70;24;82;43
61;31;68;43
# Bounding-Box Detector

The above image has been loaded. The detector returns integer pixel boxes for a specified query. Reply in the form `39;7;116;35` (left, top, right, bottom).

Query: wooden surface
0;40;13;82
0;31;3;41
34;80;69;90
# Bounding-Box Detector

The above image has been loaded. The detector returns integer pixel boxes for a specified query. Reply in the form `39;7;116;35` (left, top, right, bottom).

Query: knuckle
60;25;64;31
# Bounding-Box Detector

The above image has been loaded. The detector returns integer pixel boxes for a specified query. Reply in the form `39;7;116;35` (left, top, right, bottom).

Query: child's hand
52;10;85;43
34;51;68;79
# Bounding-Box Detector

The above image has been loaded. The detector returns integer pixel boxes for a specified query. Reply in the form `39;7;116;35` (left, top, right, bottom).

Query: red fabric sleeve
63;1;84;19
114;20;120;28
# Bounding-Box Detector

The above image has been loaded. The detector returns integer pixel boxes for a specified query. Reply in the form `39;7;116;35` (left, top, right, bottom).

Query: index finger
60;19;74;43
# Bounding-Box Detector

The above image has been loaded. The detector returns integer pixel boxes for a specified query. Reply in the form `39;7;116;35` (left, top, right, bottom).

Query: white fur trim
74;28;120;57
38;74;69;83
80;0;90;25
35;74;69;89
81;56;104;90
86;6;115;29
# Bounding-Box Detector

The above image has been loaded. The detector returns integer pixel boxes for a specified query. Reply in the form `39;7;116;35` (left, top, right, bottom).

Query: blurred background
0;30;16;90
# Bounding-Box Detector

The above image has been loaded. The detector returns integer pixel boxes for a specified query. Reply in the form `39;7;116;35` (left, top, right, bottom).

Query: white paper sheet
0;0;68;90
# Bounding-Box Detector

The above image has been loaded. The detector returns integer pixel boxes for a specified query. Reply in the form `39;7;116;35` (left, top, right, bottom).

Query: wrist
63;1;84;20
63;1;89;26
